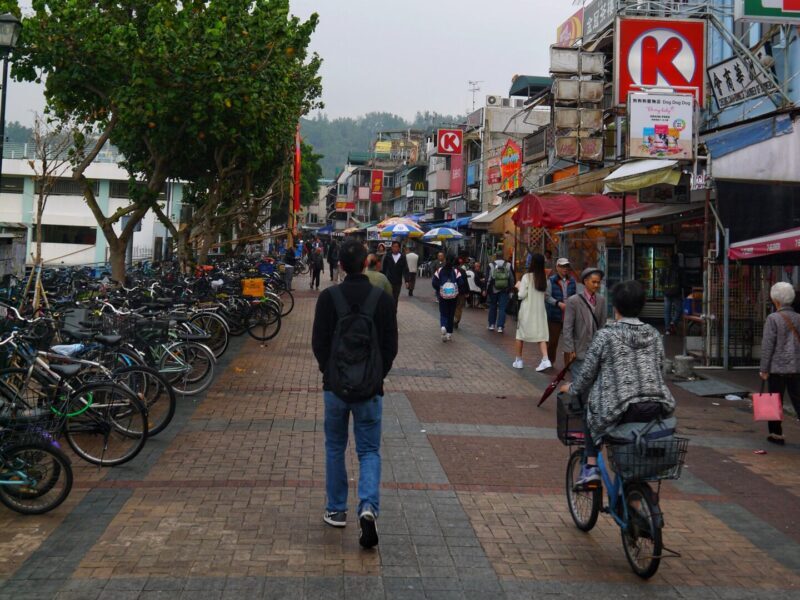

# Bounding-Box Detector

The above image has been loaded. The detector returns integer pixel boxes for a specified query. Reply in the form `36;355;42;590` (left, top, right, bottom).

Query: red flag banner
293;125;302;215
370;170;384;203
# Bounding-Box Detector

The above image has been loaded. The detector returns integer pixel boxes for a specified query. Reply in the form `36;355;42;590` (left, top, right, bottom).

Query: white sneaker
497;327;504;333
488;324;495;331
445;333;452;342
512;359;523;369
441;326;447;341
535;358;552;372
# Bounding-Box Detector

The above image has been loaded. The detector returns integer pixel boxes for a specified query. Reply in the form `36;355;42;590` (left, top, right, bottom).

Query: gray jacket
572;319;676;440
760;307;800;374
562;293;606;360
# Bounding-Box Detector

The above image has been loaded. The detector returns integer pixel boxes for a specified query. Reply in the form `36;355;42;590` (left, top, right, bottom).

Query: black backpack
325;286;384;402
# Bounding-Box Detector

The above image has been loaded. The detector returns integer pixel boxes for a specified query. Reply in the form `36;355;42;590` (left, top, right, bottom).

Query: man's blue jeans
488;291;510;329
324;391;382;516
664;295;681;329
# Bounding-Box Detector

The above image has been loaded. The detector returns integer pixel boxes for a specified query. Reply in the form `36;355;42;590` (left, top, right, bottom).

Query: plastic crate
556;392;585;446
607;437;689;482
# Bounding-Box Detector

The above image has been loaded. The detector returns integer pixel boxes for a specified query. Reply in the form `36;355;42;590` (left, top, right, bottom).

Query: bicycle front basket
556;392;585;446
608;436;689;481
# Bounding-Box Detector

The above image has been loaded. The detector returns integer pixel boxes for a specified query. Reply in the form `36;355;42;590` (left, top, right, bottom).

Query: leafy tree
14;0;321;278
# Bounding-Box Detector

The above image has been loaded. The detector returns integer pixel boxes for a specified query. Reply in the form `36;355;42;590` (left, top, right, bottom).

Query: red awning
728;227;800;260
511;193;640;229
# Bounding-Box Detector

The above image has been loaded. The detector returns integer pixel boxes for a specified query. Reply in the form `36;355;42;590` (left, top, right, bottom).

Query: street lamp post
0;13;22;191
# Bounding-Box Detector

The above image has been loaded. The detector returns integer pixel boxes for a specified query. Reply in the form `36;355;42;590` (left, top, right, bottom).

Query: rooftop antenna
468;80;483;111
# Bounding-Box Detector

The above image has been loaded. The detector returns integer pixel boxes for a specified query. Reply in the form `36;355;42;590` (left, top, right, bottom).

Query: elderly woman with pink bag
759;282;800;445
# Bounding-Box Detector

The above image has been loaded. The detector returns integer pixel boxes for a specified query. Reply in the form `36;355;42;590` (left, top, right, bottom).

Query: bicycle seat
50;363;82;378
65;329;96;341
95;334;122;347
155;297;174;305
169;314;191;323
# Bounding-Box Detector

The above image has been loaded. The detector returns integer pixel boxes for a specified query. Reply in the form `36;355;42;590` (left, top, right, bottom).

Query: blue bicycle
558;393;688;578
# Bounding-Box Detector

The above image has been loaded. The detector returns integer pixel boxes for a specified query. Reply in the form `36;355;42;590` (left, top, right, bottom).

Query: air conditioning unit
514;99;526;108
501;98;511;107
486;95;502;107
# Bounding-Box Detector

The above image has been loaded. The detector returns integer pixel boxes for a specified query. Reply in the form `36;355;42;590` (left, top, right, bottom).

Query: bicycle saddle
50;363;82;378
95;334;122;346
64;329;96;341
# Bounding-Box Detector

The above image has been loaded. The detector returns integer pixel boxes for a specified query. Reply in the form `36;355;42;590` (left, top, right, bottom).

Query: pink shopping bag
752;389;783;422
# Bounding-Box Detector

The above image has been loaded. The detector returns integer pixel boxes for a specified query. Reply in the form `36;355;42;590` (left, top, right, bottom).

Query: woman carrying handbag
758;282;800;445
512;253;550;371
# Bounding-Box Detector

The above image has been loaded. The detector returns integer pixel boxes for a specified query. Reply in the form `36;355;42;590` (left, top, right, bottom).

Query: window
110;181;168;199
1;177;24;193
306;213;318;224
35;179;99;196
337;183;347;195
32;225;97;245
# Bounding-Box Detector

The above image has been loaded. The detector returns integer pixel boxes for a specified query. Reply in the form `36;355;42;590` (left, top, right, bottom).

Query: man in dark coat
381;240;408;309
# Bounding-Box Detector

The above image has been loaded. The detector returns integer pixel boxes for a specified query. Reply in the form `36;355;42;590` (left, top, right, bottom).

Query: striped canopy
379;223;424;238
422;227;464;241
376;217;419;231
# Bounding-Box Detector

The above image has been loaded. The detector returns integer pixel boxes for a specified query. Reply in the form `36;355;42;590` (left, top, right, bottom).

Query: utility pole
468;81;483;112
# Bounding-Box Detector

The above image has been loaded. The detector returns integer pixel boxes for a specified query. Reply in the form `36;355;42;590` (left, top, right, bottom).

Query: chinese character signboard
487;157;502;184
736;0;800;23
436;128;463;155
336;200;355;212
449;153;464;196
707;56;769;108
370;170;383;203
615;18;706;105
628;92;694;160
499;140;522;192
556;7;584;47
584;0;616;42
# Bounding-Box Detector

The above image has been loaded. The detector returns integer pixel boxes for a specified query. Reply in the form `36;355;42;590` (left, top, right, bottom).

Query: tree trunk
177;229;193;274
35;211;43;266
108;241;127;283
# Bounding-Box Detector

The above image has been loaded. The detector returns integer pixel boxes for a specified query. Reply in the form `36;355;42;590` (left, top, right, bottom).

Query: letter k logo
641;36;691;86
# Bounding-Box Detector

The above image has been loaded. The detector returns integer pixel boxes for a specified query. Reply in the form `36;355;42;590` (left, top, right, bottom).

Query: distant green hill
301;111;464;178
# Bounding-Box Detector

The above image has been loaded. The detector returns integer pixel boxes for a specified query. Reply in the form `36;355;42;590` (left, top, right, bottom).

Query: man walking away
382;240;408;308
486;251;515;333
365;253;393;297
312;239;398;549
661;254;683;335
545;258;577;368
404;247;419;296
310;247;324;290
563;267;606;377
326;241;339;282
283;244;297;291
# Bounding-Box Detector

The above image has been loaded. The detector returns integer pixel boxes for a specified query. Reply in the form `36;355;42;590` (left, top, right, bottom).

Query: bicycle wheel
114;365;176;436
0;441;73;515
189;313;230;358
246;303;282;342
621;482;663;579
565;449;601;532
159;341;215;396
276;289;294;316
62;383;148;466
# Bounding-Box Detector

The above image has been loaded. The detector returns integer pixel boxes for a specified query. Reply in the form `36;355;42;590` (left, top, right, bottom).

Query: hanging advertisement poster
628;92;694;159
499;140;522;192
556;7;584;47
370;170;383;203
487;157;502;184
736;0;800;23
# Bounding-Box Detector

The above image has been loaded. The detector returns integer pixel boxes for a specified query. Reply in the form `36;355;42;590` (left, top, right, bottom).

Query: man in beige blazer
563;267;606;378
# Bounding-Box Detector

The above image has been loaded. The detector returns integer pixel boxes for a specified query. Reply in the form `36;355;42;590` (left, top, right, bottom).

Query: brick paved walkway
2;273;800;599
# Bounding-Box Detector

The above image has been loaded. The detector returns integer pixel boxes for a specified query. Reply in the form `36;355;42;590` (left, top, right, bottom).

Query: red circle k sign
616;18;706;105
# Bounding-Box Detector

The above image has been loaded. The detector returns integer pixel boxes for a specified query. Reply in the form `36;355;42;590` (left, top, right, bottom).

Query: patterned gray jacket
760;307;800;375
571;319;676;440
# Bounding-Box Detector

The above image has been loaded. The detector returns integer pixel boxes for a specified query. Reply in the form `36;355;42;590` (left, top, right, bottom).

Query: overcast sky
5;1;578;125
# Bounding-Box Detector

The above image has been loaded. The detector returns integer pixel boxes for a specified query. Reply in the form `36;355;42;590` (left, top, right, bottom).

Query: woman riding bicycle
562;280;676;488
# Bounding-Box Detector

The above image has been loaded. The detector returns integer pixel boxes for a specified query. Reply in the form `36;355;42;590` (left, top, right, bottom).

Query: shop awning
511;194;640;229
443;216;472;228
729;227;800;261
704;114;800;182
587;202;703;228
470;198;523;228
317;225;333;235
603;160;680;193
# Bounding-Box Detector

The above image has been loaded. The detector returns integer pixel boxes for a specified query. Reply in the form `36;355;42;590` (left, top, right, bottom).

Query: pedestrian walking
312;239;398;548
283;244;296;291
310;247;324;290
486;252;515;333
365;253;393;297
326;241;339;282
429;251;445;277
759;282;800;446
432;254;467;342
563;267;606;377
545;258;577;368
376;243;387;265
381;240;408;308
513;253;550;371
661;254;684;335
453;256;469;329
404;247;419;297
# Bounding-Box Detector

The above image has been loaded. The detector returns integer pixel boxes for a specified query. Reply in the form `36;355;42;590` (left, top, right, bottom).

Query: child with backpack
432;254;468;342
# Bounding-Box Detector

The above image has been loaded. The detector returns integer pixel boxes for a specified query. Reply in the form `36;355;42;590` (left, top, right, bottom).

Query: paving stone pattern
1;278;800;598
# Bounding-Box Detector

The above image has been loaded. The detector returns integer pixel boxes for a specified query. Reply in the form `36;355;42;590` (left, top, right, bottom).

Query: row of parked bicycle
0;260;292;515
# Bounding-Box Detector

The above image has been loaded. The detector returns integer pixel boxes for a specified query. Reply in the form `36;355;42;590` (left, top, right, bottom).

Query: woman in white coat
513;253;550;371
